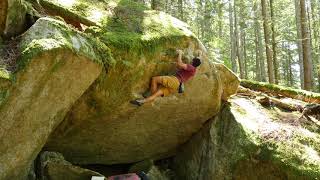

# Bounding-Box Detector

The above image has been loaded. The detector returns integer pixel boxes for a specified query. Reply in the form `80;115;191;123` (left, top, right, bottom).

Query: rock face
0;0;7;35
0;0;28;37
0;0;239;178
0;18;108;179
38;151;104;180
174;97;320;179
42;0;240;165
129;160;172;180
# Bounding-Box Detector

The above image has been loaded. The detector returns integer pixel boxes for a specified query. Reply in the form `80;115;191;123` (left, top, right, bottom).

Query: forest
1;0;320;179
138;0;320;92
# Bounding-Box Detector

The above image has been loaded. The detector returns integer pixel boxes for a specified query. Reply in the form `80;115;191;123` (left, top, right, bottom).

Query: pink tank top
176;64;196;83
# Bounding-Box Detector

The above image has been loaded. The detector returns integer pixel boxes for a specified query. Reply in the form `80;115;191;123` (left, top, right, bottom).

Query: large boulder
0;0;239;178
0;17;110;179
174;97;320;179
43;0;240;165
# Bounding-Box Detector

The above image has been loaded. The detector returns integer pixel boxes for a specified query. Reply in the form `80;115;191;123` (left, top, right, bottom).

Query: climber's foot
130;99;145;106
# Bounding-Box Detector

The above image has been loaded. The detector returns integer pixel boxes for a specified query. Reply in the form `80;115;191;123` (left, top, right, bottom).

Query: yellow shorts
160;76;180;96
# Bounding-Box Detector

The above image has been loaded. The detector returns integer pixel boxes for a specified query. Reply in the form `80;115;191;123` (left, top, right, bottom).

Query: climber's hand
176;49;183;55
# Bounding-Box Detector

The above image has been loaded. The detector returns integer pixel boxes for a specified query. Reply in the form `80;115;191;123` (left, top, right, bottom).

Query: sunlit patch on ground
56;0;77;8
89;10;104;22
231;96;319;142
303;145;320;163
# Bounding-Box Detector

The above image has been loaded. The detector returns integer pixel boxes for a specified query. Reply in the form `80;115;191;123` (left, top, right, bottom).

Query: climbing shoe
130;99;144;106
178;83;184;93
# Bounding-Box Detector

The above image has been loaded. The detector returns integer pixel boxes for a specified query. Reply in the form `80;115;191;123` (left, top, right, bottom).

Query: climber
130;49;201;106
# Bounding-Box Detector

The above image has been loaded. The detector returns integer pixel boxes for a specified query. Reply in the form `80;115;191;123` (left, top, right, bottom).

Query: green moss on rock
0;68;10;80
0;68;11;106
241;79;320;99
17;17;113;71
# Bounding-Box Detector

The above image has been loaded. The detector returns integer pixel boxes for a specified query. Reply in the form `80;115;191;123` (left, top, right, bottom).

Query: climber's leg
130;89;164;106
143;89;164;103
150;76;162;94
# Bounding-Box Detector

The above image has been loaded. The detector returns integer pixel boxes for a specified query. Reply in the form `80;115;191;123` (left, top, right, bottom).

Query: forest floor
0;38;21;72
236;85;320;134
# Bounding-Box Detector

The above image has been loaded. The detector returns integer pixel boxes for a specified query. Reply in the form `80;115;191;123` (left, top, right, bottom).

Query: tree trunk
241;80;320;103
151;0;161;10
234;1;244;78
317;0;320;92
254;1;262;81
229;0;237;73
282;42;289;86
257;4;267;82
218;0;223;39
257;96;299;112
237;0;245;79
295;0;304;89
254;30;261;81
307;1;317;91
310;0;320;92
300;0;313;90
261;0;274;83
286;42;294;86
178;0;183;21
270;0;278;84
243;33;248;79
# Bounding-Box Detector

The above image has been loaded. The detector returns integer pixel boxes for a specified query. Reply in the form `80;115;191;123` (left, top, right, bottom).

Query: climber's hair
192;57;201;67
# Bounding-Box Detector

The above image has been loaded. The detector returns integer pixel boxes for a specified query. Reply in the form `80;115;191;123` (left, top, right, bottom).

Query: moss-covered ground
231;96;320;179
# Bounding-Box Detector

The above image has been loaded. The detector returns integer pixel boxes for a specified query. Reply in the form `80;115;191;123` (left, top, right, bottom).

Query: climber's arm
176;50;188;70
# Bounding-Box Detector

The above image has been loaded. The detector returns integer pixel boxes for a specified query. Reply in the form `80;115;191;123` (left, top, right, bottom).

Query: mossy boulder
174;97;320;179
43;2;240;164
0;17;106;179
38;151;104;180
